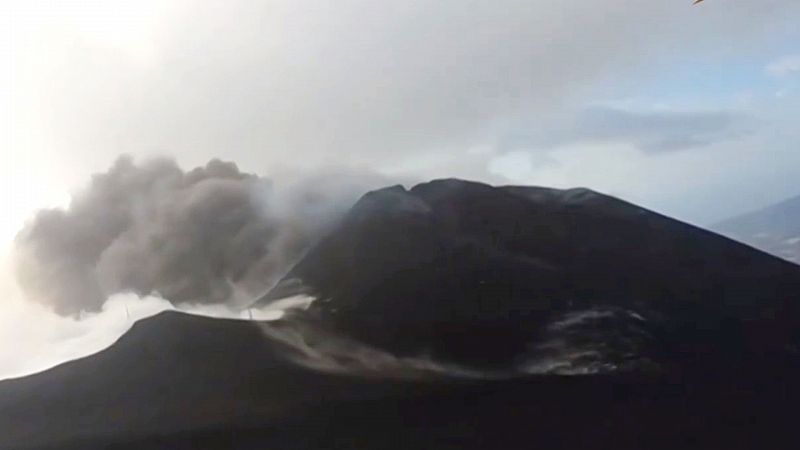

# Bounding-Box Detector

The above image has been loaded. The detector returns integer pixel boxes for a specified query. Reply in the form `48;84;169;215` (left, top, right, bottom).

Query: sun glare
5;0;174;65
1;0;178;247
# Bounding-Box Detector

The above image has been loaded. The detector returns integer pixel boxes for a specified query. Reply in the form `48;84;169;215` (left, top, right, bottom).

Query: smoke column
13;156;387;316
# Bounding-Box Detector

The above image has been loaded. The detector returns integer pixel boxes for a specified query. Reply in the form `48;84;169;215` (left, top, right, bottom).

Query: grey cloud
566;107;753;153
503;106;754;154
766;55;800;78
21;0;798;174
13;157;390;316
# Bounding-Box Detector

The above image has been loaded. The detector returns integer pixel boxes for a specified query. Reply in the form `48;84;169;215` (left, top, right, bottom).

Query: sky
1;0;799;379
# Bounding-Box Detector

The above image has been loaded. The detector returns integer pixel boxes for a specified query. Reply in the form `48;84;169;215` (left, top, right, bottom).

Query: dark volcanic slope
2;311;800;450
262;179;800;371
4;179;800;450
0;312;427;450
714;194;800;264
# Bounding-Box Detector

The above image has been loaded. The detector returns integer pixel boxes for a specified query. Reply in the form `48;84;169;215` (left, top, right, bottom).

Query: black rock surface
261;179;800;372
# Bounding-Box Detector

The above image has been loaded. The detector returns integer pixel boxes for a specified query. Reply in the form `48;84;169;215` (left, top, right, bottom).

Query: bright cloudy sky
1;0;799;379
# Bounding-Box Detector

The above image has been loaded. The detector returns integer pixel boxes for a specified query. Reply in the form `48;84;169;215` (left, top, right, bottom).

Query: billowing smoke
13;156;387;316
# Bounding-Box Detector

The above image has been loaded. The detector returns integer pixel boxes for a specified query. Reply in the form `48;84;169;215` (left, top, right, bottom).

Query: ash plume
13;156;386;316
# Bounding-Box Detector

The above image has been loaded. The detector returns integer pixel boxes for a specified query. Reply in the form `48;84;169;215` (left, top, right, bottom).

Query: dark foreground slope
0;312;429;450
3;179;800;449
714;194;800;265
2;311;799;450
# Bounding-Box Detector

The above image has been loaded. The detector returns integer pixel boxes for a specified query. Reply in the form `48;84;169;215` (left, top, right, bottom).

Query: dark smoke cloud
13;156;388;316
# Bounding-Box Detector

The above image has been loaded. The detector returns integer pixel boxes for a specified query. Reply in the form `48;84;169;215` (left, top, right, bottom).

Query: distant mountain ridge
714;194;800;265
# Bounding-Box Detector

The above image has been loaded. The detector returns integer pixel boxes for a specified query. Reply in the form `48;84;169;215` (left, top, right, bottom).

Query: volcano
261;179;800;373
2;179;800;450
